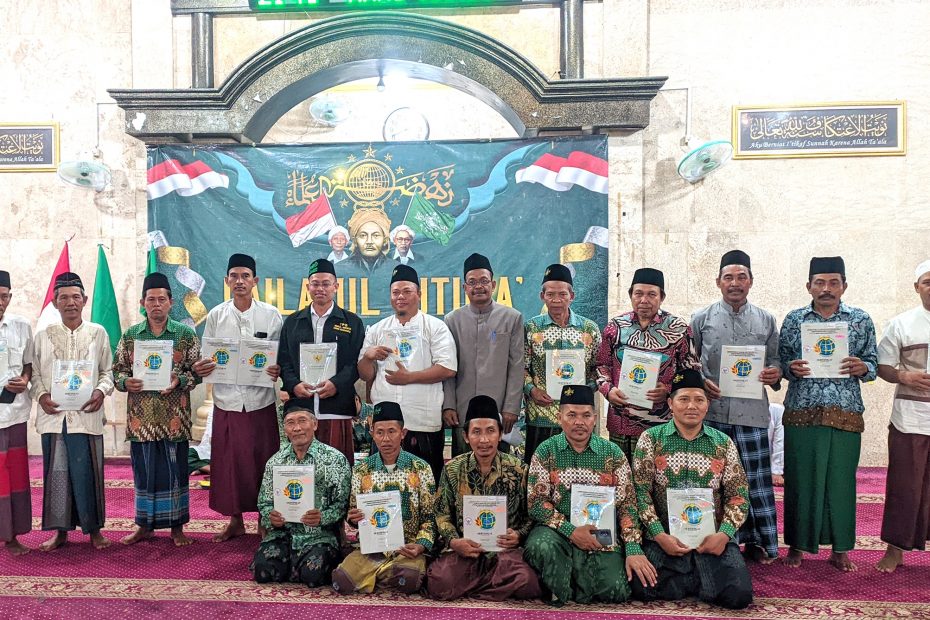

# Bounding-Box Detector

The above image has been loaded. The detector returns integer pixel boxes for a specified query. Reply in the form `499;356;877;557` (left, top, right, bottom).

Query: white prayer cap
328;226;349;242
390;225;415;242
915;259;930;281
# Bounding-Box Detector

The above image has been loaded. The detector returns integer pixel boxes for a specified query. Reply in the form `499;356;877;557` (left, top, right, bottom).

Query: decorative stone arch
111;11;666;143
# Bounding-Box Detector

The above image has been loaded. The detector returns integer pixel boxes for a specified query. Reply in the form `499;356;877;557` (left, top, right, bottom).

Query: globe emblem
397;339;413;359
344;160;396;206
66;374;82;391
146;354;162;370
682;503;703;525
283;479;304;500
372;508;391;529
733;359;752;377
630;365;648;384
556;362;575;379
584;501;603;524
213;349;230;366
251;352;268;369
477;510;496;530
816;337;836;357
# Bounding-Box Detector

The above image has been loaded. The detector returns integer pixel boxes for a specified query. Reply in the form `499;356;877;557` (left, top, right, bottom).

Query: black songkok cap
372;401;405;426
631;267;665;290
142;272;171;296
809;256;846;279
283;398;316;418
0;270;11;289
463;253;493;278
227;253;256;275
719;250;751;271
464;395;500;426
542;263;572;285
54;271;84;291
391;264;418;285
670;369;707;394
308;258;336;278
559;384;594;406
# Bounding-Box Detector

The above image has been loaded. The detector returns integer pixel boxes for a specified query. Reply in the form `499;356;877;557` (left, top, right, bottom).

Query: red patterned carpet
1;458;928;620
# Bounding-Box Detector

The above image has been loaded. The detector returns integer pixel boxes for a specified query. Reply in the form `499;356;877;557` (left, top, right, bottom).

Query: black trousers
402;429;445;482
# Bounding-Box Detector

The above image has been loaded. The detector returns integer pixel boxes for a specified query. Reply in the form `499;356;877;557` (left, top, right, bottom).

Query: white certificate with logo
618;349;661;409
239;338;277;388
545;348;586;400
718;345;765;400
570;484;616;545
667;488;716;549
463;495;507;552
800;322;849;378
51;360;95;410
273;465;315;523
201;337;240;385
383;327;420;373
133;339;174;391
357;490;405;555
299;342;337;387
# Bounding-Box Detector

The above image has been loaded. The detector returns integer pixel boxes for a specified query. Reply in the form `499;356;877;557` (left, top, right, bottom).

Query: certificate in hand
51;360;95;411
299;343;337;388
570;484;616;545
133;339;174;391
463;495;507;552
544;348;586;400
357;490;405;555
667;488;716;549
238;338;277;388
382;327;420;373
618;349;661;409
718;345;765;400
800;322;849;379
272;465;315;523
200;337;240;385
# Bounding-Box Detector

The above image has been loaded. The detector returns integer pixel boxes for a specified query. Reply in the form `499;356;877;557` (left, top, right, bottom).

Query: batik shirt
527;432;644;555
348;451;436;551
112;319;201;442
778;302;877;433
632;420;749;540
596;310;699;436
257;440;351;553
434;451;532;545
524;310;601;428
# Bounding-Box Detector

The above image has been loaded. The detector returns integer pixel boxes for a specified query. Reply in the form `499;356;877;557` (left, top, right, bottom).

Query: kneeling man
428;395;541;601
632;369;753;609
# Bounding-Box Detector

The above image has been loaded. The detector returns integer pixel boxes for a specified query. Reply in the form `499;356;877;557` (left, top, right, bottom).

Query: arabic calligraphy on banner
732;102;905;159
0;123;59;172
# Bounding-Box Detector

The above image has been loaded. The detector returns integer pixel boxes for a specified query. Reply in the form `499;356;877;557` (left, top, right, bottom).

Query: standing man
390;225;417;265
874;260;930;573
113;272;202;547
690;250;782;563
192;254;283;543
358;264;456;480
0;270;33;556
443;253;524;456
596;267;699;464
523;264;601;463
32;272;114;551
327;226;350;264
279;258;365;465
779;256;877;571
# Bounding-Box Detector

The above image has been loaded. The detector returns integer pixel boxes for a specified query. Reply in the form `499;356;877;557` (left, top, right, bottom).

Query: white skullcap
390;225;415;242
915;259;930;281
328;226;349;241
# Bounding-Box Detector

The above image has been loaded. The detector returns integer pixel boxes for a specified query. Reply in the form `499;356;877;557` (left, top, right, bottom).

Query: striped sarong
0;422;31;542
131;439;190;530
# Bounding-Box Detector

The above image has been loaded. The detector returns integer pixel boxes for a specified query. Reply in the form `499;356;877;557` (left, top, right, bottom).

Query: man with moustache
345;208;392;276
390;225;418;265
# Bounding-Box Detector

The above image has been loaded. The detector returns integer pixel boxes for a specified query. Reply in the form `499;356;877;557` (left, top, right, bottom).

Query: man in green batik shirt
524;384;656;606
632;369;753;609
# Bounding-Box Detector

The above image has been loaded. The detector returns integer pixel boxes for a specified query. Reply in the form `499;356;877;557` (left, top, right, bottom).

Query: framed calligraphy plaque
732;102;905;159
0;122;60;172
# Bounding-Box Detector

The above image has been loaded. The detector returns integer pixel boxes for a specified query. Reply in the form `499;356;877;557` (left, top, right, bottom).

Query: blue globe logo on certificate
212;349;230;366
250;352;268;369
144;353;163;370
397;339;413;359
732;359;752;377
582;501;604;524
66;374;83;392
283;479;304;500
555;362;575;379
814;337;836;357
629;365;648;384
371;507;391;529
681;503;704;525
475;510;497;530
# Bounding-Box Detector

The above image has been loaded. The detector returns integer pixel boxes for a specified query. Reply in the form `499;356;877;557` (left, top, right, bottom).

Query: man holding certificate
113;272;202;547
524;385;655;606
332;402;436;595
279;258;365;465
631;369;753;609
523;264;601;464
778;256;877;572
192;254;283;543
690;250;782;563
252;398;350;587
596;268;699;464
428;395;541;601
31;272;114;551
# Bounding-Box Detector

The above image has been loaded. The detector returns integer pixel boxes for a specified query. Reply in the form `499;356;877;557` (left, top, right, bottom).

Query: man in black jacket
278;258;366;464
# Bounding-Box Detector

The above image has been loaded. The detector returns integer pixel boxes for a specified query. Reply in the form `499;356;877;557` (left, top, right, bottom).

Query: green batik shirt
523;310;602;428
632;420;749;540
434;451;532;546
112;319;201;442
257;440;351;554
349;451;436;551
527;432;644;556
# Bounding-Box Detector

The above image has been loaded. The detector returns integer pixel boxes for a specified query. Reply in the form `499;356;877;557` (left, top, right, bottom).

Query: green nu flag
91;245;121;354
403;191;454;246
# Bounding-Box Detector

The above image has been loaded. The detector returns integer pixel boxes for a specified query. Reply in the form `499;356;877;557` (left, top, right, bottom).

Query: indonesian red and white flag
515;151;609;194
36;242;71;333
285;194;336;248
147;159;229;200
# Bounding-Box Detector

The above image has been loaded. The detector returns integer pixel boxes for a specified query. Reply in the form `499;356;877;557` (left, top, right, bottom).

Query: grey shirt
442;301;525;425
690;299;779;428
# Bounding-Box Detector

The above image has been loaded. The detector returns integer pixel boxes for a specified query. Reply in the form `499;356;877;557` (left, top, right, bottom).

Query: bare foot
743;544;777;565
200;465;210;475
39;532;67;552
772;474;784;486
784;547;803;568
829;551;857;572
171;526;194;547
5;539;31;556
875;545;904;573
212;516;245;543
90;532;112;550
121;527;154;545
